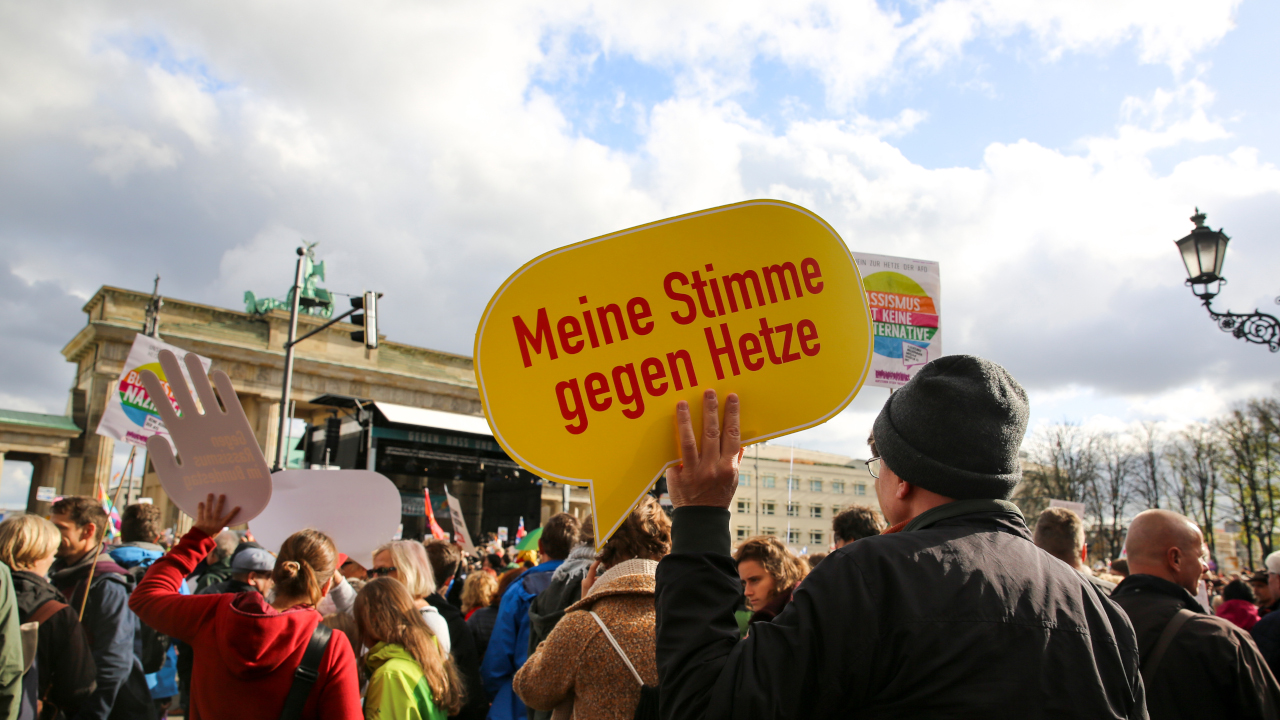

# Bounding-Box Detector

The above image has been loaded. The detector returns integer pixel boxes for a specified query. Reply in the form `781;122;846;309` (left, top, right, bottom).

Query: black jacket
1253;601;1280;678
427;593;488;720
11;570;97;716
1113;574;1280;720
656;502;1147;720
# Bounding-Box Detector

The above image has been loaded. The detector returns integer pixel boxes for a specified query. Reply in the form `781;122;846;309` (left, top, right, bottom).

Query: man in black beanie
654;355;1147;719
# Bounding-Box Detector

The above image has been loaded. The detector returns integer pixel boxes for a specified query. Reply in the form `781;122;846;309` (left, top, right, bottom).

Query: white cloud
80;125;180;182
0;0;1272;453
148;65;219;151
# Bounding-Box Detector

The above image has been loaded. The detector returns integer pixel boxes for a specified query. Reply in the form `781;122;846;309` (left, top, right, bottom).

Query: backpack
18;599;67;720
127;563;173;674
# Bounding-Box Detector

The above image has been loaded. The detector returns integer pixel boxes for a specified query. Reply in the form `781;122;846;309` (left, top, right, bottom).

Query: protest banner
98;334;213;448
851;252;941;389
445;486;476;553
476;200;873;544
139;350;273;523
251;469;402;566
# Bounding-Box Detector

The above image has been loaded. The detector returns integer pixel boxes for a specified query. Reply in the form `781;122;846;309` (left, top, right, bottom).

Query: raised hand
138;349;272;522
665;390;743;509
194;493;241;538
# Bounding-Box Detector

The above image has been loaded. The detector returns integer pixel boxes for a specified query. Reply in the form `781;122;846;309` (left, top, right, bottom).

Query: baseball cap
231;547;276;573
1266;551;1280;575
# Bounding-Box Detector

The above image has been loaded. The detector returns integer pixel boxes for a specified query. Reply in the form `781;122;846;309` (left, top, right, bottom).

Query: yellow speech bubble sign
475;200;872;544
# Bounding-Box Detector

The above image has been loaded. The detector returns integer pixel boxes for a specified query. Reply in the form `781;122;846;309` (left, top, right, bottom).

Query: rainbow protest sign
852;253;941;389
96;334;212;448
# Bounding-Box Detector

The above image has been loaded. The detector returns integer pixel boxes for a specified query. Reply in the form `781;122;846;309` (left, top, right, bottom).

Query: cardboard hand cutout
139;350;273;523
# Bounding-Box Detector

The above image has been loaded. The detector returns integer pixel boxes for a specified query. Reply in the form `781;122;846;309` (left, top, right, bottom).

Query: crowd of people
1;353;1280;719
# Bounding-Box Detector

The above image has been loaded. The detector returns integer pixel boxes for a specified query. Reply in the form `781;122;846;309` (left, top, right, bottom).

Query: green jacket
0;563;23;719
364;642;446;720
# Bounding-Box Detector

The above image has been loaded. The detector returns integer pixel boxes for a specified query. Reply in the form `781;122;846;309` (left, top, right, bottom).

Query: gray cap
231;547;275;573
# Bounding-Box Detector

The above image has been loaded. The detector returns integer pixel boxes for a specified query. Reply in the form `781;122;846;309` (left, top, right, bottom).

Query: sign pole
274;248;306;472
79;448;132;622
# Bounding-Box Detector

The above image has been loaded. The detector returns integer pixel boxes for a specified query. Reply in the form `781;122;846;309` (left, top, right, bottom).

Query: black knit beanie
871;355;1028;500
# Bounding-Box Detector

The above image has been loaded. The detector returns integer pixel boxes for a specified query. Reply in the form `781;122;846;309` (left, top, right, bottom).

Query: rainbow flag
97;479;122;542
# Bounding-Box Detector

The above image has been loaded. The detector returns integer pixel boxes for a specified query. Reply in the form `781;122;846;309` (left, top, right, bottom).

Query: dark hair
273;529;338;605
807;552;827;569
356;578;463;715
486;553;504;572
597;496;671;568
493;568;524;607
1033;507;1085;564
832;505;886;544
120;503;163;543
1224;579;1256;603
1110;558;1129;577
539;513;581;560
424;539;462;587
51;496;107;536
734;536;807;593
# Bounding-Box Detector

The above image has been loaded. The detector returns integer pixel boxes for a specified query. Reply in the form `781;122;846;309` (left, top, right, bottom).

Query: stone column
27;455;65;515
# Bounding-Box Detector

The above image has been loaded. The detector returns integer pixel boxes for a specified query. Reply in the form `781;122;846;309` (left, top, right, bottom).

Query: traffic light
350;291;378;349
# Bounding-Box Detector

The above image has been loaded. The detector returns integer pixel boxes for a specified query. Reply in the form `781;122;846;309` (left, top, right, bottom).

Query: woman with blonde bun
131;494;361;719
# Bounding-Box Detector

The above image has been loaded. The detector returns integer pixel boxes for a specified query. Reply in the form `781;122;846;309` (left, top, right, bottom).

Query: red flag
516;516;527;540
424;489;447;540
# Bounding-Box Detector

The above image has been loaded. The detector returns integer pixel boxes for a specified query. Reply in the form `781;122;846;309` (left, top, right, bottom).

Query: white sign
97;334;212;448
250;469;403;566
1048;499;1087;518
137;497;153;505
444;486;476;554
851;253;941;389
497;526;509;543
35;486;57;503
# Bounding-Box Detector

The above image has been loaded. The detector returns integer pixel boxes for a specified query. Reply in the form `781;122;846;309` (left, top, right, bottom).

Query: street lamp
1174;208;1279;352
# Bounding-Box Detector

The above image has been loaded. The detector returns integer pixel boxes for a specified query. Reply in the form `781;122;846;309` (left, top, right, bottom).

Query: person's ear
1081;544;1089;566
1167;545;1182;573
894;480;912;501
319;576;334;598
82;522;97;544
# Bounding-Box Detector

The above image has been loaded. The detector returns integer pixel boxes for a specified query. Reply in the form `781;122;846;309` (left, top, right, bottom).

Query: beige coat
513;558;658;720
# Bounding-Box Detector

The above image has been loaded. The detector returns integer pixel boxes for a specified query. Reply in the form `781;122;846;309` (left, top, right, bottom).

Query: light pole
1174;208;1279;352
272;247;381;471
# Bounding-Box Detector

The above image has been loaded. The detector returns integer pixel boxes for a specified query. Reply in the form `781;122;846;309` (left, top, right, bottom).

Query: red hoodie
1216;598;1261;631
130;528;362;720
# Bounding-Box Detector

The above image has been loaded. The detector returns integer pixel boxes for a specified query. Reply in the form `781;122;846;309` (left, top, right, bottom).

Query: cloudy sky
2;1;1278;505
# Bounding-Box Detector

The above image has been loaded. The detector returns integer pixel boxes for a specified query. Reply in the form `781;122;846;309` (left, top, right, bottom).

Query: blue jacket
480;560;563;720
49;552;152;720
109;543;185;700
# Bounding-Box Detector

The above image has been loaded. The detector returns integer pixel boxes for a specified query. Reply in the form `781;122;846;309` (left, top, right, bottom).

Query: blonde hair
0;515;60;570
374;540;436;599
460;572;498;615
273;529;339;606
356;578;463;714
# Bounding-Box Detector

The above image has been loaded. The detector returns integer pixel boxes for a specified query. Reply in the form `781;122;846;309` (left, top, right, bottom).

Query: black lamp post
1175;208;1279;352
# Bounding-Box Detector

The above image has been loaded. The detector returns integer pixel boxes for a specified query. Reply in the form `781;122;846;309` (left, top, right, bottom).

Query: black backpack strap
278;622;333;720
1141;608;1195;686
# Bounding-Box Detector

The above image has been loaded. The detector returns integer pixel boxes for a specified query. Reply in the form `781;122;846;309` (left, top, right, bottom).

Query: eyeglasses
867;457;882;479
369;566;397;577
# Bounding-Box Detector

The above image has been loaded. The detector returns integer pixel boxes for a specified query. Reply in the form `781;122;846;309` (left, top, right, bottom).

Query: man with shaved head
1112;509;1280;719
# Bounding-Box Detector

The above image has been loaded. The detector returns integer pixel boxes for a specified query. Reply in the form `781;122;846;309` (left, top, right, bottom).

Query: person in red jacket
130;494;361;720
